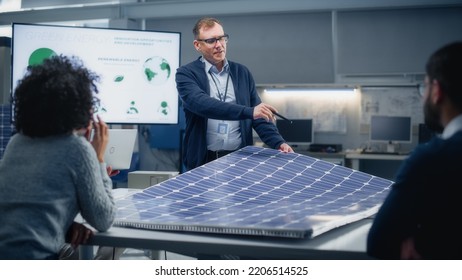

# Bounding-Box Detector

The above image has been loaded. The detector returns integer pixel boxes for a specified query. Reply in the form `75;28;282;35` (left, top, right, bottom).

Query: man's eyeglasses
196;34;229;45
418;83;426;97
418;79;433;97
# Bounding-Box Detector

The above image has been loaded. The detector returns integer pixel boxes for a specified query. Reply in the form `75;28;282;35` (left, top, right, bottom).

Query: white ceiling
17;0;462;11
1;0;461;25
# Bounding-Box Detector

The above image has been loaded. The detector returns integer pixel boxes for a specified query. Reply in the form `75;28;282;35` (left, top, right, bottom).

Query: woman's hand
66;222;93;249
90;115;109;163
107;165;120;177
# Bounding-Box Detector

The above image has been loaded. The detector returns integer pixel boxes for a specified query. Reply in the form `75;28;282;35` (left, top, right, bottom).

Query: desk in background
345;153;408;170
295;150;345;166
344;153;408;180
293;150;408;173
294;150;405;181
255;142;345;166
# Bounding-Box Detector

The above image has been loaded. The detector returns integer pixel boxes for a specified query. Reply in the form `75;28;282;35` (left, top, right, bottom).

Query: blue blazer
176;57;285;170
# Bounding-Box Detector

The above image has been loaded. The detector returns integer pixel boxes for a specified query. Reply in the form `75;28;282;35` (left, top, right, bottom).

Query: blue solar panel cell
114;146;393;239
0;105;14;160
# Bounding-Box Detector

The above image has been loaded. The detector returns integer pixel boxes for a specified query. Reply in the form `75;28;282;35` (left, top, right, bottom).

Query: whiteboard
360;86;423;124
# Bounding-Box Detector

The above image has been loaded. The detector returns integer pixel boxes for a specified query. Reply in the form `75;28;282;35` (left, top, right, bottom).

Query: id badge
217;122;229;140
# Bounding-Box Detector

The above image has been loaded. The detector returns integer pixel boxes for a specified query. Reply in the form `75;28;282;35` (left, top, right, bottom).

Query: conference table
80;216;373;260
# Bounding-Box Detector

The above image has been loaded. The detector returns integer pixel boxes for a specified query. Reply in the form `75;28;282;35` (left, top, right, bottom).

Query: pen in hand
273;111;292;123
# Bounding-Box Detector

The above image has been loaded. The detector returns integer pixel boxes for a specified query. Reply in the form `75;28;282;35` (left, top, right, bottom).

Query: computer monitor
11;23;181;125
370;115;412;152
276;119;313;146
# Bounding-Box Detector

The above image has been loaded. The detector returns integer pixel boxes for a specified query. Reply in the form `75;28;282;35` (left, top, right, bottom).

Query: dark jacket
367;130;462;259
176;57;285;170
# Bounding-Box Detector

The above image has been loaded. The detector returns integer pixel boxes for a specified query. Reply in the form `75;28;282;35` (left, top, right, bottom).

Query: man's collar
442;114;462;139
200;56;229;74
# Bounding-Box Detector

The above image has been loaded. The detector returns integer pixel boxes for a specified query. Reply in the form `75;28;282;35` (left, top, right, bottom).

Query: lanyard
209;71;230;102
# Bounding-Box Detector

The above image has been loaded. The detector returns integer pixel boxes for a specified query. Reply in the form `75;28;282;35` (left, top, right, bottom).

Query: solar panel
0;105;14;160
114;146;392;239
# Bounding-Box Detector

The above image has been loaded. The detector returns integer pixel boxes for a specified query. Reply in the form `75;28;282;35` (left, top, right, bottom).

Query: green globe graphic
28;48;57;66
143;56;171;85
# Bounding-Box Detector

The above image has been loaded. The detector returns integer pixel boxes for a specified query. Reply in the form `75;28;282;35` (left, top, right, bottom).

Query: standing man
367;41;462;259
176;17;293;171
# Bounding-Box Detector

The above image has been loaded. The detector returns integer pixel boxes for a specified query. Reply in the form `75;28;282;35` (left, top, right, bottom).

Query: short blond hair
193;17;222;39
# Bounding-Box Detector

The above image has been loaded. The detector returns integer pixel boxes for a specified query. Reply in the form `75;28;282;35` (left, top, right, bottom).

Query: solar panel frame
114;146;392;239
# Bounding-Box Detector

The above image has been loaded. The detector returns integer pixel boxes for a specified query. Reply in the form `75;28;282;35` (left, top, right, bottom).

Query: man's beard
423;98;444;134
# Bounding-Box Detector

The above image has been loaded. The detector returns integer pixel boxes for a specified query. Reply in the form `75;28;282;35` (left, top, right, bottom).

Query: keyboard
361;150;409;155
